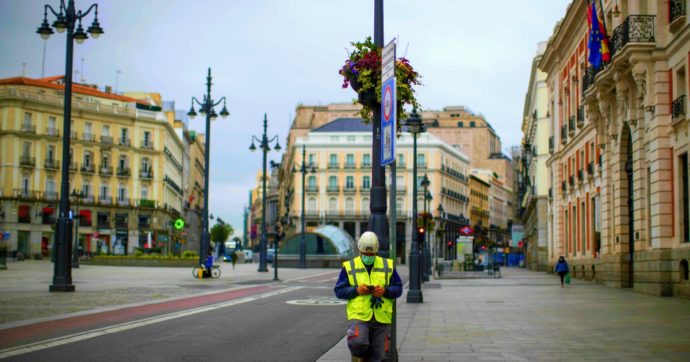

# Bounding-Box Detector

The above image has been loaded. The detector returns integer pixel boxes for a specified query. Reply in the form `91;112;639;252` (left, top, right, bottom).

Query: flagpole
597;0;608;35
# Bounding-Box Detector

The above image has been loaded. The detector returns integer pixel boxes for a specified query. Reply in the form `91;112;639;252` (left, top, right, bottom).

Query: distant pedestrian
334;232;403;362
555;256;569;287
230;252;237;269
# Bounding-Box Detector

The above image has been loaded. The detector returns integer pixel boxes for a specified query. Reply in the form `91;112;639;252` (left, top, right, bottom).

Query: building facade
0;76;185;257
540;0;690;296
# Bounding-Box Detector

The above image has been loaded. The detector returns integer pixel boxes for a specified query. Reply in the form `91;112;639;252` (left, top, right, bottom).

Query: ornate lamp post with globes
249;115;281;272
37;0;104;292
292;145;316;268
187;68;230;269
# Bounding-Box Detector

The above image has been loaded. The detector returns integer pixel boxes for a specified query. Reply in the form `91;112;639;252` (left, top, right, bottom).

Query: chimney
105;85;112;93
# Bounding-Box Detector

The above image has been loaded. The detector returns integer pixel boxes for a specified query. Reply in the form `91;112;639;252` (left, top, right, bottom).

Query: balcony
344;163;356;169
70;130;78;140
82;133;95;142
141;140;154;150
21;124;36;134
19;155;35;167
138;199;156;208
361;162;371;169
610;15;656;58
119;138;131;147
116;198;130;207
397;161;406;169
81;163;95;174
69;162;78;172
577;105;584;128
359;185;371;193
549;136;554;153
560;125;567;144
569;175;575;188
671;0;687;25
568;116;575;136
44;191;59;201
561;181;566;193
587;161;595;177
305;185;318;193
101;135;113;145
99;196;113;205
326;210;341;217
82;195;95;204
343;186;357;194
117;167;131;177
327;162;339;169
99;165;113;176
326;185;340;193
577;169;584;183
140;170;153;180
418;162;427;169
45;127;59;137
14;188;37;199
44;158;59;170
672;95;686;122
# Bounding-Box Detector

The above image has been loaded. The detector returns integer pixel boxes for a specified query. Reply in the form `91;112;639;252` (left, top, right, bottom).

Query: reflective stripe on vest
342;256;394;324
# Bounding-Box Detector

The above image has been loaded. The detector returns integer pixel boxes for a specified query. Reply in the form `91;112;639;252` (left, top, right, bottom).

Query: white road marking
0;286;303;360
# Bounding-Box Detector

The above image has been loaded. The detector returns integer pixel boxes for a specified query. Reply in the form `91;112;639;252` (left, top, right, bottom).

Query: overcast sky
0;0;571;234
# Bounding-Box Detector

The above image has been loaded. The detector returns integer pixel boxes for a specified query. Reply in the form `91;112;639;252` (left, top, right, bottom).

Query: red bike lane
0;285;279;350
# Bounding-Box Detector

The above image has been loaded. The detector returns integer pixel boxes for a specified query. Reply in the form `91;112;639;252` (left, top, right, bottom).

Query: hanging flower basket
339;37;422;134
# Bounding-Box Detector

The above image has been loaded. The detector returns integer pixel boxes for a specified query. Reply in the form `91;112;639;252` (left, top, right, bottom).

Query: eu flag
587;0;610;68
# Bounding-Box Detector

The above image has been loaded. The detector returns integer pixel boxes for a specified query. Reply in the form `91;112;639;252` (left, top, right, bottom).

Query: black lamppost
292;145;315;268
406;109;424;303
422;184;433;282
70;189;83;268
249;114;281;272
38;0;104;292
365;0;390;258
187;68;230;268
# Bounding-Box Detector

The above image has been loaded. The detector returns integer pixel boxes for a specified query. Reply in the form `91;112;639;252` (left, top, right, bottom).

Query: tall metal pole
369;0;390;257
407;131;423;303
300;145;307;268
50;0;77;292
258;115;269;272
72;191;80;268
422;185;429;282
199;68;213;268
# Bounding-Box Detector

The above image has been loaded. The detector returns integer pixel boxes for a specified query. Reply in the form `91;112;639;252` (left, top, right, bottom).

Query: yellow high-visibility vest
343;256;394;323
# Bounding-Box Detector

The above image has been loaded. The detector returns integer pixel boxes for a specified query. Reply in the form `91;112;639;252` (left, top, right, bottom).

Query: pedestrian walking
555;255;569;287
334;231;403;362
230;251;237;269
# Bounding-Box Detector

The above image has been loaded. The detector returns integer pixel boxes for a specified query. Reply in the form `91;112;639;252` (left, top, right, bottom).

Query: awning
79;210;92;222
42;207;55;214
18;205;30;218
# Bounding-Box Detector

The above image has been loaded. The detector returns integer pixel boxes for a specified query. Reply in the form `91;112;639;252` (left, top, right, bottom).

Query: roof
311;118;372;133
0;76;149;105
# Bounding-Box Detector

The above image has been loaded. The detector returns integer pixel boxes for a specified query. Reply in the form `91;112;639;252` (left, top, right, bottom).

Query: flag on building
587;0;610;68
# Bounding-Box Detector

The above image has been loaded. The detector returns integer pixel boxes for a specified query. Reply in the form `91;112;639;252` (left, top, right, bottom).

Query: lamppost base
49;283;75;292
406;290;423;303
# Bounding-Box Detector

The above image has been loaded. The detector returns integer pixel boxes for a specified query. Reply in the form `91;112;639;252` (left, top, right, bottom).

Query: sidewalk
319;267;690;361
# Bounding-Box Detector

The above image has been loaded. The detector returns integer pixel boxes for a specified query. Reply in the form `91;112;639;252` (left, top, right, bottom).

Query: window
47;145;55;161
101;152;110;168
396;176;403;189
119;155;128;170
141;185;148;200
346;154;354;167
331;136;340;142
121;128;128;142
22;142;31;157
144;131;151;145
362;197;369;212
328;176;338;188
83;183;91;198
347;136;356;142
418;153;426;167
46;177;55;194
100;184;109;200
118;185;127;202
397;154;404;165
396;197;403;214
102;125;110;136
457;122;464;127
308;175;316;189
362;154;371;166
21;176;30;194
23;112;32;128
362;176;371;190
308;153;316;165
346;197;354;211
346;176;354;189
48;116;56;133
84;122;92;136
470;121;476;127
141;157;150;172
308;197;317;211
83;151;92;167
329;197;337;211
329;154;338;167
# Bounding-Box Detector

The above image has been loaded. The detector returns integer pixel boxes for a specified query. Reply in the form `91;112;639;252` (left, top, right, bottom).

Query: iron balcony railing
326;185;340;193
343;186;356;193
344;162;356;169
45;127;59;137
19;155;35;167
671;0;687;24
117;198;130;207
99;165;113;176
418;162;427;169
44;158;59;170
361;162;372;169
140;170;153;180
568;116;576;135
360;185;371;192
15;188;36;199
587;161;595;176
327;162;339;169
99;196;113;205
21;124;36;133
101;135;113;144
141;141;154;149
81;163;95;174
82;133;95;142
44;191;59;201
119;138;131;147
69;162;79;172
117;167;131;177
305;185;318;192
577;105;584;128
672;95;686;121
569;175;575;187
577;169;584;182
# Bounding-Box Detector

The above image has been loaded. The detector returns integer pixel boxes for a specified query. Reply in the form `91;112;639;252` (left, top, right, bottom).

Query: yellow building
0;76;184;257
469;174;490;229
278;117;470;263
539;0;690;296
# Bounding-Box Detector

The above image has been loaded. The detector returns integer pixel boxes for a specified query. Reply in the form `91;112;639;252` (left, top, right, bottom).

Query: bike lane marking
0;285;302;357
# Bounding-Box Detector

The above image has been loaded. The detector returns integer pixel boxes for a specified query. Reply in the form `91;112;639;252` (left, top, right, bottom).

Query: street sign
460;226;473;236
381;40;396;167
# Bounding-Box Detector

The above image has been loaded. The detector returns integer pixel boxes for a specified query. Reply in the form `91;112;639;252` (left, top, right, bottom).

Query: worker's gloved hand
357;284;371;295
372;285;385;298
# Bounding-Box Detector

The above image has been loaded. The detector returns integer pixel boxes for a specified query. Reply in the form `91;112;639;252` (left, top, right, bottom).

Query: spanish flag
587;0;610;68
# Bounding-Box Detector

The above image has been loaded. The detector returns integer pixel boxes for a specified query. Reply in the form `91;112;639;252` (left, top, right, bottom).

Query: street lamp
187;68;230;269
38;0;104;292
249;114;281;272
292;145;315;268
406;108;425;304
422;182;432;282
70;189;84;268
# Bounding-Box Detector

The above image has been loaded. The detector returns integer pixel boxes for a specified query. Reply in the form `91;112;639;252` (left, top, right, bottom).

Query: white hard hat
358;231;379;253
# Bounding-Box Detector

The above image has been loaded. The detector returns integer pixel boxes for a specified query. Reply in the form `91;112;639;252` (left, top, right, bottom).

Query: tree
210;223;233;244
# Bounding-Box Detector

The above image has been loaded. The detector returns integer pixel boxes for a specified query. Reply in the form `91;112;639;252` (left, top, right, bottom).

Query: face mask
361;255;376;265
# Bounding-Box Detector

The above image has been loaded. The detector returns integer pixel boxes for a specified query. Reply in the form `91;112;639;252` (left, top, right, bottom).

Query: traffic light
417;227;425;240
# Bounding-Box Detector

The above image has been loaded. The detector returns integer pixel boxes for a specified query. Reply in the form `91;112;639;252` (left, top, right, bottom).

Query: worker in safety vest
334;231;403;362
